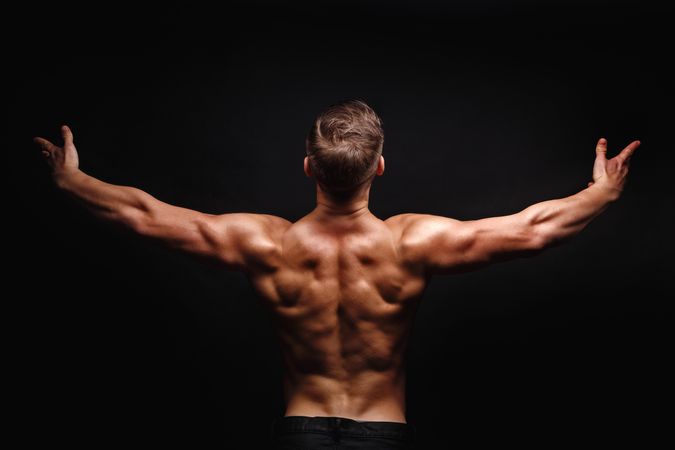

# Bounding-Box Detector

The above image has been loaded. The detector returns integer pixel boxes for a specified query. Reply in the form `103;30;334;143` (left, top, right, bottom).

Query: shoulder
384;213;476;266
384;213;467;241
208;213;292;236
205;213;293;271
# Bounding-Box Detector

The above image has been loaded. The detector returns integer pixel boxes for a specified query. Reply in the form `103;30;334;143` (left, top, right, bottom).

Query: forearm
523;180;621;246
53;169;155;229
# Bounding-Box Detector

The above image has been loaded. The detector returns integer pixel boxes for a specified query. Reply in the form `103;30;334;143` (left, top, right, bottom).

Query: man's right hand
589;138;641;200
33;125;80;179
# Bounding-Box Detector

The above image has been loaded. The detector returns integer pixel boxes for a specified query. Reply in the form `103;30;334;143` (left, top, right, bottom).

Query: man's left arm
35;125;290;271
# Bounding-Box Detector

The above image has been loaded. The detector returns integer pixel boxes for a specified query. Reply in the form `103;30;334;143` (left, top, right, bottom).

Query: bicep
398;212;543;275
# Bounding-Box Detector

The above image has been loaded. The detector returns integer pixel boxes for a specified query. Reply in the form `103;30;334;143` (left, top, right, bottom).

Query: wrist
591;178;622;202
52;168;83;189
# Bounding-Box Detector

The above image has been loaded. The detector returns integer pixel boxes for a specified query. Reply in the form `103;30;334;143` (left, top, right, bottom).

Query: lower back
283;369;409;423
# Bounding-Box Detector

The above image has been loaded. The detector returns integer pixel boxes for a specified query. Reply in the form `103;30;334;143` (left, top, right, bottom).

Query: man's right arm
34;125;291;272
388;138;640;275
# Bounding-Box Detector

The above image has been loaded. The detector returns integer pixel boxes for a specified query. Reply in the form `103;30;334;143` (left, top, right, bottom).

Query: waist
272;415;416;441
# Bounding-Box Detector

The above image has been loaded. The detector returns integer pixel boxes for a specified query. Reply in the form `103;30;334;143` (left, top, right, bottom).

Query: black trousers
270;415;417;449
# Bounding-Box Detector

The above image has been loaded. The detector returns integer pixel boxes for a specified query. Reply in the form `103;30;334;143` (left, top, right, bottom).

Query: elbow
119;192;159;235
522;209;558;251
529;233;550;251
119;207;152;235
528;224;565;251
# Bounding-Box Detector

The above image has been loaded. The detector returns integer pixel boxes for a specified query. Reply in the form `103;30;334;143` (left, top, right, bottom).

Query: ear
304;156;312;177
376;155;385;176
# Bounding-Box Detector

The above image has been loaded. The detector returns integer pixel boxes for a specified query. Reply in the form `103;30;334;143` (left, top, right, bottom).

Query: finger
595;137;608;161
617;140;640;163
61;125;74;146
588;181;594;187
33;137;56;152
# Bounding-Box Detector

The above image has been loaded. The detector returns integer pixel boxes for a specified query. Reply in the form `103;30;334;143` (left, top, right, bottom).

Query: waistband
272;415;416;441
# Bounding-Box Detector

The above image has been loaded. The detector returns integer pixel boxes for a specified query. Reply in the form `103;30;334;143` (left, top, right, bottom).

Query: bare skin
35;126;640;423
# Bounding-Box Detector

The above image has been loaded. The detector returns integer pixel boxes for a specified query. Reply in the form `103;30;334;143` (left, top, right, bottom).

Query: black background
10;1;673;447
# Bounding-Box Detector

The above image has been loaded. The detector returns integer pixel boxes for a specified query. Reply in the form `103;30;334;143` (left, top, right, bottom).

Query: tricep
397;212;543;275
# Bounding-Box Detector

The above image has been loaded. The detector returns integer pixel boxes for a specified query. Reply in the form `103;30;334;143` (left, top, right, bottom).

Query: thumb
61;124;74;147
595;137;608;162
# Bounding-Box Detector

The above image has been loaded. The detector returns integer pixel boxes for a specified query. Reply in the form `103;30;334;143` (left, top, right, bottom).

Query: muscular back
245;212;428;422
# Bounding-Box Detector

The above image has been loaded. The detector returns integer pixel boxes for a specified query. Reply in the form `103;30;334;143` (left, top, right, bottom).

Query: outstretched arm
35;126;290;271
388;138;641;275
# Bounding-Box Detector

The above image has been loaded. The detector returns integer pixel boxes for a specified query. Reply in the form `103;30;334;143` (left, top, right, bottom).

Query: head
304;99;385;200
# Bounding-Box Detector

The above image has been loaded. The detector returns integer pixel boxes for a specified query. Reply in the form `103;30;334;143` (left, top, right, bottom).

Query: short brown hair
306;99;384;193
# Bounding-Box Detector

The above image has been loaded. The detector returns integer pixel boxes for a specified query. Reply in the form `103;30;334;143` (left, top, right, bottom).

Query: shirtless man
35;100;640;449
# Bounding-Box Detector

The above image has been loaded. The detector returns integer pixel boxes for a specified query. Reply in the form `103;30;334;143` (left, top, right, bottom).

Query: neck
313;183;371;218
